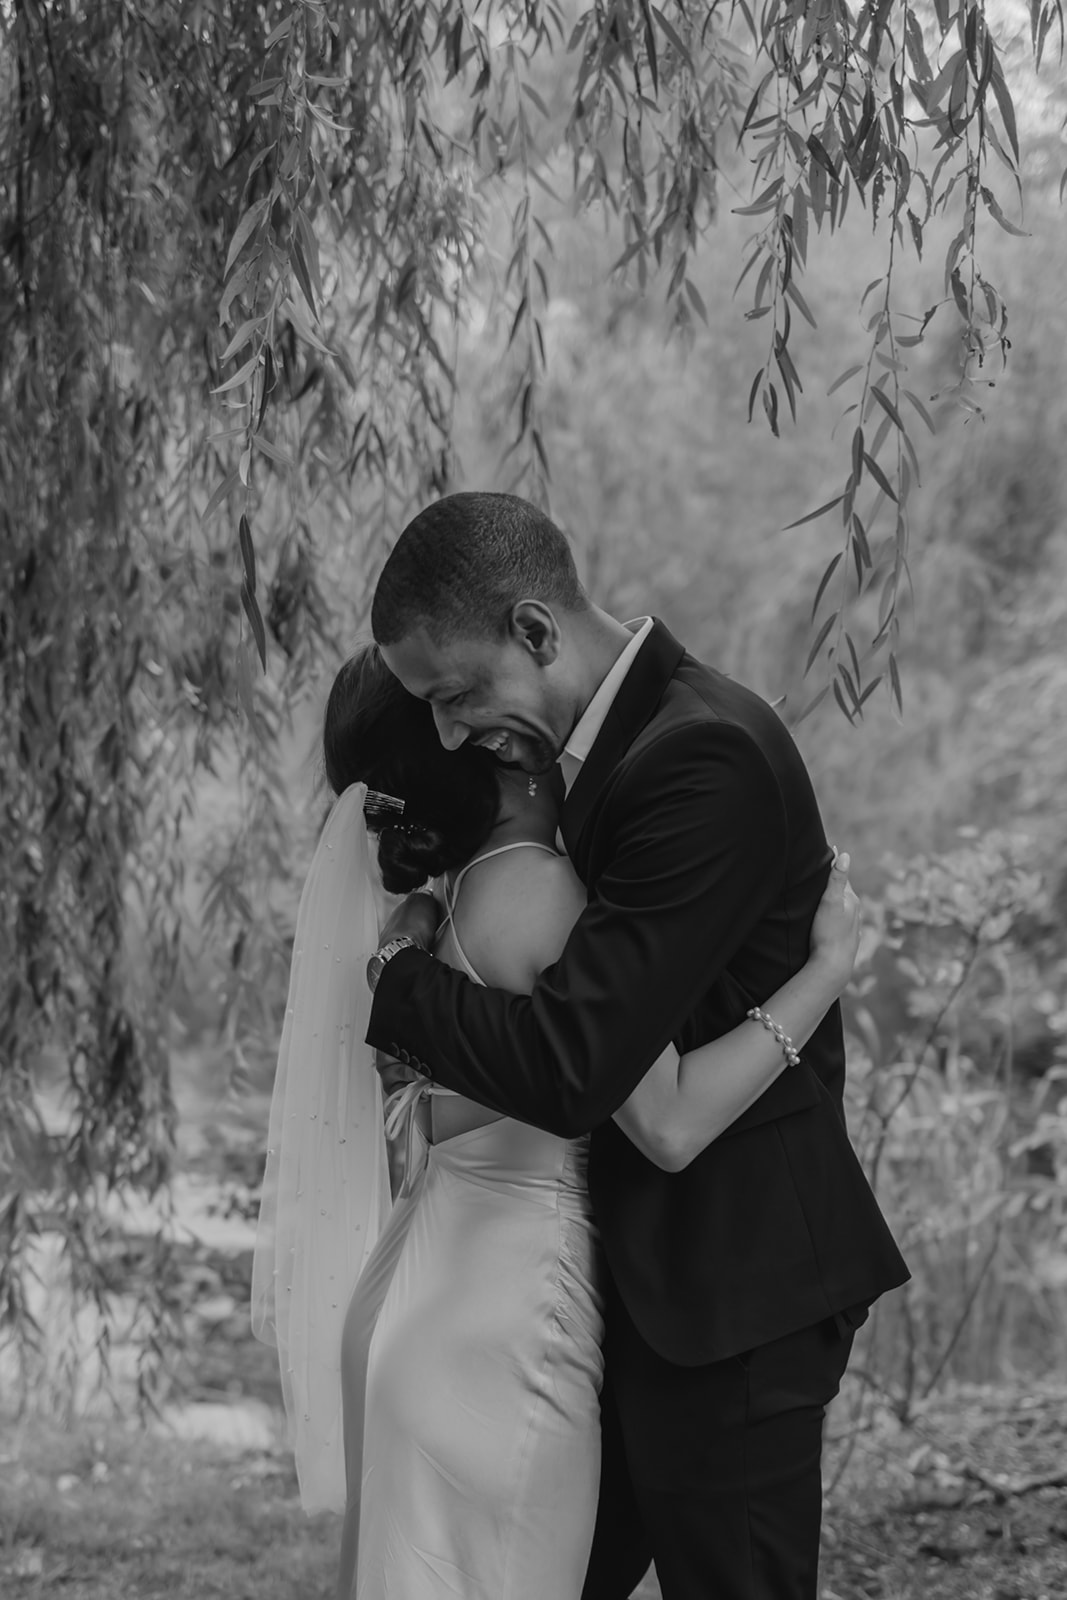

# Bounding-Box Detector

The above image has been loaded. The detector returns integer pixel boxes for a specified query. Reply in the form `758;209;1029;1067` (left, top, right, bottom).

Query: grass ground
7;1122;1065;1598
4;1379;1066;1599
0;1418;334;1599
820;1383;1067;1600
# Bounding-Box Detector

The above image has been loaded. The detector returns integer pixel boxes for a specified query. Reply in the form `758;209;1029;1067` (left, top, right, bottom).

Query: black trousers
581;1286;859;1600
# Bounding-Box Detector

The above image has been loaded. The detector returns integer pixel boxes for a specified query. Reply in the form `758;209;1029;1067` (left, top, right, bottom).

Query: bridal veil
251;783;391;1514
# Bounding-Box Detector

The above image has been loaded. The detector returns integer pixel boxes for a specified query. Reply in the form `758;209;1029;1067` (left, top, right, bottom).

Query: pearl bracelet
746;1006;801;1068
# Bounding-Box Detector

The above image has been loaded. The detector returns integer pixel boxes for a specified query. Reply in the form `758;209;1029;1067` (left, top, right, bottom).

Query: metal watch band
367;934;419;993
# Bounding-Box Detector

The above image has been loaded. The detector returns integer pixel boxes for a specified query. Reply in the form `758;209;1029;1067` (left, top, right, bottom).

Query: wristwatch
367;935;421;994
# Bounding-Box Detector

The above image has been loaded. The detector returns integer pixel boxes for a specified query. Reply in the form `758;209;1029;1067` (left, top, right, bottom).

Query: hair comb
363;789;406;824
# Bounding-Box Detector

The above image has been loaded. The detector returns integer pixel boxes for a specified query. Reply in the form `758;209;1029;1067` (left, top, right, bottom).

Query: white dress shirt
558;617;654;797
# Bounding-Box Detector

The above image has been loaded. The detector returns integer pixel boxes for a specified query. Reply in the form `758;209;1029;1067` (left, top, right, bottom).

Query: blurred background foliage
1;0;1065;1435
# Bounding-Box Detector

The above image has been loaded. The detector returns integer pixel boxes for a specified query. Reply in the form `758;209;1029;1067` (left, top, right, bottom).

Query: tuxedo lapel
560;619;687;868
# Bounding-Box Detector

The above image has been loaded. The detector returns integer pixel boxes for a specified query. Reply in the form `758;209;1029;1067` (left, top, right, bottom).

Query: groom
363;491;907;1599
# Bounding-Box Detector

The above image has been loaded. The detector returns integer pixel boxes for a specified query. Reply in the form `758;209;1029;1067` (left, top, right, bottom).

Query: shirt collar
562;617;653;771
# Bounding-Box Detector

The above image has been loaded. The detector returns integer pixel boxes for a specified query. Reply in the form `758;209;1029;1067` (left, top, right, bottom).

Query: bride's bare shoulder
454;847;585;994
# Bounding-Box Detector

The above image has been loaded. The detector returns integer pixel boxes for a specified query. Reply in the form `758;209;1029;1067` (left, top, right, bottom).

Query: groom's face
380;619;567;775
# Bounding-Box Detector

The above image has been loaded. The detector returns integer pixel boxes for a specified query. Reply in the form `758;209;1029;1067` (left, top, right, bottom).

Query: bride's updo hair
323;644;501;894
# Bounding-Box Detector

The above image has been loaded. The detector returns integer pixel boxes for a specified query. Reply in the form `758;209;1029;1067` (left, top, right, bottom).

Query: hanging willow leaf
783;493;845;531
241;580;267;671
747;366;765;422
795;684;831;724
238;511;256;595
868;384;906;431
220;317;265;366
235;637;260;725
828;364;863;397
265;14;291;49
889;652;904;712
811;551;844;621
508;294;528;349
733;177;784;216
763;382;780;437
857;674;883;711
838;660;860;711
201;471;240;523
295;211;325;308
685;279;709;324
979;184;1029;237
863;452;898;502
805;610;839;676
651;5;694;71
832;677;856;723
212;353;259;395
807;134;841;184
283;298;331;358
989;63;1021;165
784;279;818;328
253;433;293;468
224;197;270;280
640;6;660;92
903;389;937;433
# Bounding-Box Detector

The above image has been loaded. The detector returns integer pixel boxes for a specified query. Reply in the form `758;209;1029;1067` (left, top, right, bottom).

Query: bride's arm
613;855;860;1171
455;847;859;1174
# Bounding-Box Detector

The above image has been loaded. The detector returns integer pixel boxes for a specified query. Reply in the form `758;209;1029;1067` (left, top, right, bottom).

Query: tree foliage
0;0;1062;1378
205;0;1063;715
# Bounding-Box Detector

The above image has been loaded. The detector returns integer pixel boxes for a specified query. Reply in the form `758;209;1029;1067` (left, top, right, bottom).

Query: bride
253;645;861;1600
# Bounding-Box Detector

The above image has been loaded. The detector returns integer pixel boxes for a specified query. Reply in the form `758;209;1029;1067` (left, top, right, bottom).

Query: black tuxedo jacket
367;621;908;1365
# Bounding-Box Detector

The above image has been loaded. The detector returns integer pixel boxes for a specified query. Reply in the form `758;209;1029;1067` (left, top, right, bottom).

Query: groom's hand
378;889;440;953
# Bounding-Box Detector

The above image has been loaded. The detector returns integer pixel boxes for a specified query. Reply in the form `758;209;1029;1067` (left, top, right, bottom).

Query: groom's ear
508;600;562;666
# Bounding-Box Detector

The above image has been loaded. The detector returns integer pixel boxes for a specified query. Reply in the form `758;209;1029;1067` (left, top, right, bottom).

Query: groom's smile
379;615;574;775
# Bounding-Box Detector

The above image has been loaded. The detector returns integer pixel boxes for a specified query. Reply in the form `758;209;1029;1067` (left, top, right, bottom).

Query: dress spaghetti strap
443;842;559;987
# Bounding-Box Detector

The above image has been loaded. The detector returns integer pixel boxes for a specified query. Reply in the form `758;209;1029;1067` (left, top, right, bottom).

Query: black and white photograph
2;4;1065;1598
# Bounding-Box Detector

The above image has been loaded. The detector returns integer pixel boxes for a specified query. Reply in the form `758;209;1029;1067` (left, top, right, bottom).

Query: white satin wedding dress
340;844;605;1600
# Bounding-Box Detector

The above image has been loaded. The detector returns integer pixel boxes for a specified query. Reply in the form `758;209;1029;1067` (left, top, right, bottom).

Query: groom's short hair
371;492;586;645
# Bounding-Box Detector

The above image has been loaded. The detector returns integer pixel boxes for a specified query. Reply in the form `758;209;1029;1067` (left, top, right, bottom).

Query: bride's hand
378;888;441;953
809;851;861;992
